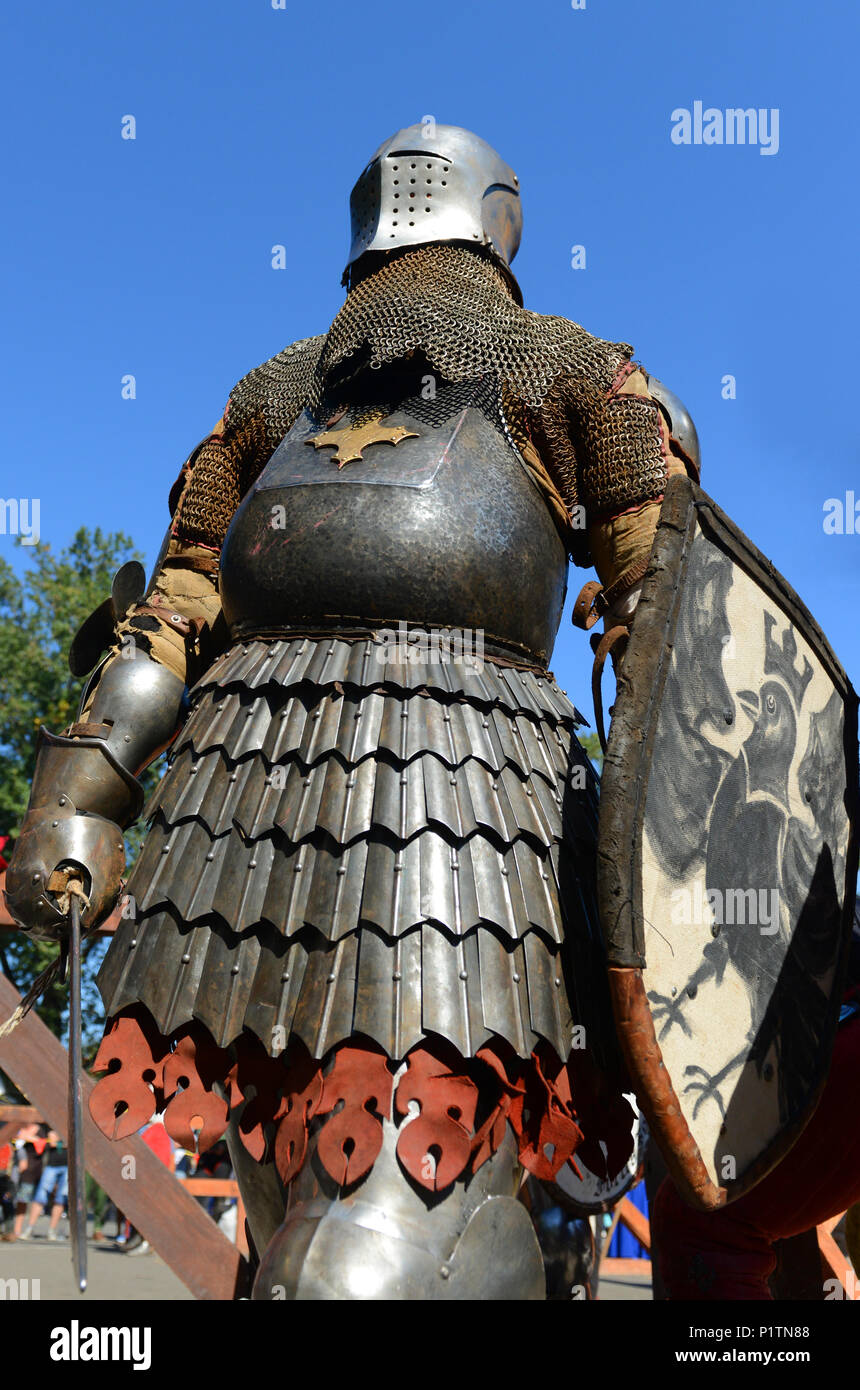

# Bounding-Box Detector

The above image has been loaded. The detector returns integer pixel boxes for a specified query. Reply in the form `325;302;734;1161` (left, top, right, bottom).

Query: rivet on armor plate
58;797;66;806
190;766;197;775
554;977;561;987
32;873;40;884
249;860;257;870
513;972;521;983
526;788;533;797
206;852;215;862
294;864;302;873
327;973;336;983
130;939;137;948
400;775;408;786
393;971;402;981
181;954;190;964
440;1266;450;1279
459;971;468;981
52;820;58;827
393;864;403;873
161;846;170;855
230;774;238;783
231;965;240;975
337;867;347;876
281;973;290;983
542;872;549;881
501;867;509;876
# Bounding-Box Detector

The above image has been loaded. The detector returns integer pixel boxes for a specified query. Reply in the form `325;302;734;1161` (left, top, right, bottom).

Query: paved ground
0;1213;652;1302
0;1216;193;1301
597;1272;652;1301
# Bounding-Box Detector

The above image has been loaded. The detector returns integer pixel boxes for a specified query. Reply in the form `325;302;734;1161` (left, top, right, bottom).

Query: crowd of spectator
0;1114;237;1254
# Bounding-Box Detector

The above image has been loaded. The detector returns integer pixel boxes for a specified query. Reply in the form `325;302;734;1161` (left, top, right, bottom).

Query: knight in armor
5;125;700;1299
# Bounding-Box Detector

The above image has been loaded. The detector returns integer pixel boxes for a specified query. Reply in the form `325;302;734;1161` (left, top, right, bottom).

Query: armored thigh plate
219;377;568;666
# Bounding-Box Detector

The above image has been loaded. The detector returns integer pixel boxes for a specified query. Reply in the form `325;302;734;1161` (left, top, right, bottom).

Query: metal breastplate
219;377;568;665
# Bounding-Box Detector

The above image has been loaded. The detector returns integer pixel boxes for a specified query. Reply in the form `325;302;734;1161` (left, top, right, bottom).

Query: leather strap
572;557;649;633
591;625;630;754
66;722;112;741
160;553;220;577
598;557;650;616
572;580;604;631
131;598;204;640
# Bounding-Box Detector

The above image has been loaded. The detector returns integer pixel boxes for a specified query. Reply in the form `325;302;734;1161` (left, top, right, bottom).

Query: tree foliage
579;730;604;772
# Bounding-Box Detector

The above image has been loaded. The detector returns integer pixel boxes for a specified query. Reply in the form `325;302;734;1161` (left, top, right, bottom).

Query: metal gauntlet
5;657;185;940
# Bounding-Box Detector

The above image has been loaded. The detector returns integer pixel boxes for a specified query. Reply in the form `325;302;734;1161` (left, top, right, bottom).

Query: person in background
3;1122;46;1242
0;1140;15;1233
115;1115;174;1255
21;1128;67;1240
194;1140;233;1227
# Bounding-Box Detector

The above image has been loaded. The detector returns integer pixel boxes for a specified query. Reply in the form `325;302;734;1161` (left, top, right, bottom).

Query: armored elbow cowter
5;657;186;940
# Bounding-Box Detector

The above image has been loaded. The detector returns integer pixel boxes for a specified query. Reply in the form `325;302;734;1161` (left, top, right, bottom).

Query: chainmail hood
313;244;633;411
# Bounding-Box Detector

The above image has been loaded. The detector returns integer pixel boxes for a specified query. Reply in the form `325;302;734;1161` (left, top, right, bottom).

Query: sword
67;892;87;1293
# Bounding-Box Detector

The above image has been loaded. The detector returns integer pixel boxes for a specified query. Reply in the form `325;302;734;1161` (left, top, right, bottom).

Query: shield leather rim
598;474;859;1210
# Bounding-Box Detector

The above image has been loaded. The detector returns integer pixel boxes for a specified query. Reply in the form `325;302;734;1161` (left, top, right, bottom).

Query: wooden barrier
600;1194;652;1281
181;1177;248;1258
0;973;250;1300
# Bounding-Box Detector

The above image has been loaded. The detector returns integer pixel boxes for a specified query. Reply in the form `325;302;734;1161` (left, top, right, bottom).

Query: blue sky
2;0;858;710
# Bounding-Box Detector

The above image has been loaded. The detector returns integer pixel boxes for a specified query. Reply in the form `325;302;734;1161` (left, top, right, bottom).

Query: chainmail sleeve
532;361;696;623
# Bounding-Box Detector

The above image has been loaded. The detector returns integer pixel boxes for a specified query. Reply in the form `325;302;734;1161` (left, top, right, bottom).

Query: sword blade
68;894;87;1293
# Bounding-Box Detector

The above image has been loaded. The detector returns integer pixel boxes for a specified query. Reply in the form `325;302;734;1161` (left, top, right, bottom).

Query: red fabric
140;1123;173;1168
653;1016;860;1299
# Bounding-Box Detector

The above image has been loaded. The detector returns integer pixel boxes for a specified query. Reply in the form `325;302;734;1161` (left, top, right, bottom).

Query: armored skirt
90;378;635;1195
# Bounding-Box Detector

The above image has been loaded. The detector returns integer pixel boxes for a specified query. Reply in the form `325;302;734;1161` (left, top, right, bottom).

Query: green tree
579;730;604;772
0;529;160;1059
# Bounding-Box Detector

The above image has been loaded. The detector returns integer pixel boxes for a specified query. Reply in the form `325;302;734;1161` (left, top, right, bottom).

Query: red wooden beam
818;1222;859;1300
618;1195;651;1252
0;972;250;1300
0;1104;41;1123
601;1257;652;1278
